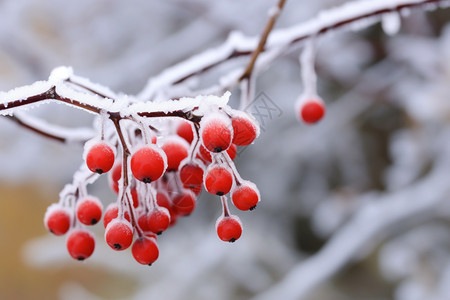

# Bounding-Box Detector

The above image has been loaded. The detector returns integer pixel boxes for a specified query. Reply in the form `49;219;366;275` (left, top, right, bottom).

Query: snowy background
1;0;450;299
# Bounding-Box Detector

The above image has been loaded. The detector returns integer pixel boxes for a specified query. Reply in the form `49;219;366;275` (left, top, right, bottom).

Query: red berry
198;145;212;163
105;219;134;251
66;229;95;261
103;203;130;228
132;237;159;266
204;165;233;196
147;207;171;234
161;137;189;171
200;113;233;153
216;215;242;242
131;145;167;183
137;213;151;232
179;160;204;187
85;141;115;174
76;196;103;225
44;204;71;236
156;192;171;211
231;182;260;211
172;190;196;216
176;120;194;144
186;184;202;195
299;99;325;124
231;114;258;146
109;163;122;194
227;144;237;160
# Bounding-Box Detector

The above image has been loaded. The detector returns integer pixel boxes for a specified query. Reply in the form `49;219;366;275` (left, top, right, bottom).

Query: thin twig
239;0;287;82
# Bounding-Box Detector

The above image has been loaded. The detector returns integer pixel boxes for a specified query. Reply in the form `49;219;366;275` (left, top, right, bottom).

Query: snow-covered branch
138;0;450;100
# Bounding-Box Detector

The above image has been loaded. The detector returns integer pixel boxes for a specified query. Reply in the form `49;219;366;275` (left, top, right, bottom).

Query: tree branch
239;0;287;82
138;0;449;100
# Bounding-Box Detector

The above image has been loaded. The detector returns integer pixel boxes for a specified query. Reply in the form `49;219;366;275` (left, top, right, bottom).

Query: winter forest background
1;0;450;299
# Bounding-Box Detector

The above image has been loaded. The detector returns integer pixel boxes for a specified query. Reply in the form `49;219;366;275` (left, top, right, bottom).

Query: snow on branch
138;0;450;101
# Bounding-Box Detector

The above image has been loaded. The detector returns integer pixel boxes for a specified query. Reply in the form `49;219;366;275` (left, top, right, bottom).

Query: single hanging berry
131;145;167;183
76;196;103;225
200;112;233;153
85;141;116;174
179;160;204;188
231;181;260;211
298;97;325;124
103;203;130;228
231;113;259;146
44;204;71;236
172;190;197;216
147;207;171;235
176;120;194;144
216;215;242;243
204;165;233;196
161;136;189;171
132;237;159;266
105;219;134;251
66;229;96;261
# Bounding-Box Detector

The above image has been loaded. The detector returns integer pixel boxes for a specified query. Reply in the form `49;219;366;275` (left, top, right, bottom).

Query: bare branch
239;0;287;82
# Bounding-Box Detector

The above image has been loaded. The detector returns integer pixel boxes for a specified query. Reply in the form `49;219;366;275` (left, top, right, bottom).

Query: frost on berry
216;215;243;243
161;136;189;172
200;112;233;153
35;76;261;264
204;164;234;196
44;204;71;236
131;145;167;183
66;229;95;261
105;219;134;251
76;196;103;225
230;112;260;146
132;237;159;266
84;140;116;174
231;181;260;211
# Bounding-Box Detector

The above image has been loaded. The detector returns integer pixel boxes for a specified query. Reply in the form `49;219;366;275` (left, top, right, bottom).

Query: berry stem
220;195;231;217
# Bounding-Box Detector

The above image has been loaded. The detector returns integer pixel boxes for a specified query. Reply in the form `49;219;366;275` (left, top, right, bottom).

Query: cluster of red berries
44;107;261;265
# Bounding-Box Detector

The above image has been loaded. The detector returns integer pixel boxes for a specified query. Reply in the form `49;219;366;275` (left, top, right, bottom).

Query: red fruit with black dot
172;190;196;216
86;141;115;174
131;145;167;183
176;120;194;144
299;100;325;124
147;207;171;235
231;182;260;211
161;137;189;171
103;203;130;228
132;237;159;266
66;229;95;261
231;114;258;146
44;204;71;236
216;215;242;243
105;219;134;251
200;114;233;153
204;165;233;196
179;161;204;187
76;196;103;226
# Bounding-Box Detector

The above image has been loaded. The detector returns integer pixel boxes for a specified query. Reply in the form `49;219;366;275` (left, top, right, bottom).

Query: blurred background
1;0;450;299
